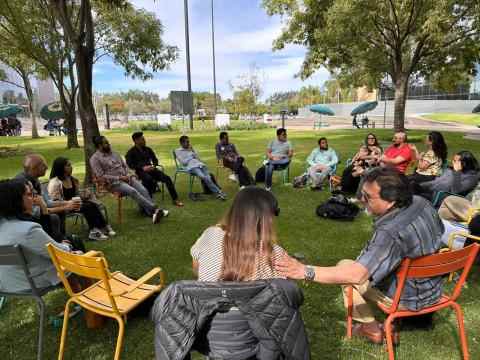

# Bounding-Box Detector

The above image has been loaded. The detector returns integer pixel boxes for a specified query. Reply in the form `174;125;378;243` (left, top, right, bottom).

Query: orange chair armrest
83;250;103;258
111;267;164;296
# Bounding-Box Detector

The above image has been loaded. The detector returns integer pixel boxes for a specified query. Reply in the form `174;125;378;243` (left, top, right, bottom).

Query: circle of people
1;127;480;358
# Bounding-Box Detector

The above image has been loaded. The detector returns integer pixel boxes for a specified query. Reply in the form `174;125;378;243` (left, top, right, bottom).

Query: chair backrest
46;244;120;313
0;244;41;296
172;149;184;170
391;243;480;310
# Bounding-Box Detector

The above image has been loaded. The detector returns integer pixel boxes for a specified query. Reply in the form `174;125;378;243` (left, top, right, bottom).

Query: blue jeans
190;166;221;194
110;178;157;216
265;158;290;187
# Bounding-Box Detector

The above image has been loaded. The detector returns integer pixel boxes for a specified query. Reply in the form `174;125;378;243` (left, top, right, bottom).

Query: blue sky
93;0;331;100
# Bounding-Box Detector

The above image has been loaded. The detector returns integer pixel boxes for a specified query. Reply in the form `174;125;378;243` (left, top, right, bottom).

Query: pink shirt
384;144;412;174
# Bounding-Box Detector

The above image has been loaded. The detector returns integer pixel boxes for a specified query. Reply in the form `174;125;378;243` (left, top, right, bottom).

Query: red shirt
384;144;412;174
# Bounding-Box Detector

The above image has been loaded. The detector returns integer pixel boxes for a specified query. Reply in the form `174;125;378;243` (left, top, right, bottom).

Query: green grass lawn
422;113;480;126
0;128;479;359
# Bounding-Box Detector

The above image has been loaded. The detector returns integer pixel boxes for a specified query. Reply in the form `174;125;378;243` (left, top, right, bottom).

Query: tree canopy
263;0;480;130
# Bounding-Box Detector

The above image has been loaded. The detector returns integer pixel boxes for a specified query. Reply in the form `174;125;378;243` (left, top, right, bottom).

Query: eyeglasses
360;190;381;203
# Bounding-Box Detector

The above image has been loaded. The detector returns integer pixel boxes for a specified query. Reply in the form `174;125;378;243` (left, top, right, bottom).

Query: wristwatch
304;265;316;281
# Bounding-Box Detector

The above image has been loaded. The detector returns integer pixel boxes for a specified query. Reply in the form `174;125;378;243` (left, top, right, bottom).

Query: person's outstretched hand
274;254;306;280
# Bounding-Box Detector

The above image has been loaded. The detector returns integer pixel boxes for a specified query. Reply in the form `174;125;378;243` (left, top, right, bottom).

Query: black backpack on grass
316;194;360;221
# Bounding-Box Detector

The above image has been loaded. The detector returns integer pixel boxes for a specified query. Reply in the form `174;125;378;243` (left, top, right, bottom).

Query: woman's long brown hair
220;187;277;281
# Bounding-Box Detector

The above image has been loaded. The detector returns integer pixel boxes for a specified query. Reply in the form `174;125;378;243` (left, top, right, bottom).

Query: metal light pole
184;0;193;130
211;0;217;116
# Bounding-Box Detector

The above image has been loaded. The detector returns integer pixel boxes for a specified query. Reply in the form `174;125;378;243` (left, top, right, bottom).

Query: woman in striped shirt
191;187;286;281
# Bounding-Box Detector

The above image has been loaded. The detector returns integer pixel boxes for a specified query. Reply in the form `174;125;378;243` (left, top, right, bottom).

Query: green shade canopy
310;104;335;116
0;104;23;118
350;101;378;116
472;104;480;114
40;101;64;120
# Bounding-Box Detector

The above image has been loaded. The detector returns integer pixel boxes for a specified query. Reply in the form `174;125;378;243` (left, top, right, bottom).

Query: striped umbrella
350;101;378;116
0;104;23;118
40;101;64;120
310;104;335;116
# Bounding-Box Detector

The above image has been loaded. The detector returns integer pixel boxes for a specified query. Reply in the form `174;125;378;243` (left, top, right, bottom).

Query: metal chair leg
36;297;46;360
113;316;126;360
58;299;74;360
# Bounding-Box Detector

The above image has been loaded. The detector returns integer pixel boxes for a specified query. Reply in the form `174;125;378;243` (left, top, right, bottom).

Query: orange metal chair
346;243;479;360
46;245;165;360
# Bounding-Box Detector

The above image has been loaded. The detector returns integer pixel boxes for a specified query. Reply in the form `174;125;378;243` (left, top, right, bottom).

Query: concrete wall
300;99;480;118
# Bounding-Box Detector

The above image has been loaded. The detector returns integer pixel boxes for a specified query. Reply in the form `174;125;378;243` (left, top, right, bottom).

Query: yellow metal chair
46;245;165;360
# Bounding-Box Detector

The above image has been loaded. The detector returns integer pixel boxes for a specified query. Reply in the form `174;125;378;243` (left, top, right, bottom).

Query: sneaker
239;185;246;190
103;225;116;237
173;200;184;207
216;192;227;201
162;209;169;217
89;229;108;241
152;209;162;224
228;174;238;182
265;187;271;191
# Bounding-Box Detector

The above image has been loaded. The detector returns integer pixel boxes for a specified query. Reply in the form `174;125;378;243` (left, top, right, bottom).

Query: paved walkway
285;115;480;133
10;115;480;138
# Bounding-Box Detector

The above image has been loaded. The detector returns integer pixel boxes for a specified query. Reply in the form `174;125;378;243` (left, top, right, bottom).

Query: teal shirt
306;148;338;169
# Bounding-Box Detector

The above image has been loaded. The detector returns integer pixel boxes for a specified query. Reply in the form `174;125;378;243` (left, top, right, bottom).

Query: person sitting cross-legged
175;135;227;201
90;135;168;224
126;132;184;207
380;132;413;174
215;131;254;188
306;137;338;190
275;167;444;345
48;157;115;241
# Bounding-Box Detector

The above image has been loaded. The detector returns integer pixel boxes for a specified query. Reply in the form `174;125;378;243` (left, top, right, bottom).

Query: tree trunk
21;73;39;139
65;52;79;148
63;102;79;148
393;74;409;132
76;46;100;184
51;0;99;182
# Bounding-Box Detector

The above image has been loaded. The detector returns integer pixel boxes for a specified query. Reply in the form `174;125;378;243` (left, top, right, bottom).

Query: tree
0;52;40;138
50;0;178;180
229;63;264;116
263;0;480;130
0;1;80;147
1;0;178;179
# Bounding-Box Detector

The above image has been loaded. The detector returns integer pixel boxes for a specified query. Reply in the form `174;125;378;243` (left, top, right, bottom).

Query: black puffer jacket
151;279;310;360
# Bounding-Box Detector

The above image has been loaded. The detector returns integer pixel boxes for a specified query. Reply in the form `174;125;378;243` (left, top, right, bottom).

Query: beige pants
339;259;401;323
438;196;472;222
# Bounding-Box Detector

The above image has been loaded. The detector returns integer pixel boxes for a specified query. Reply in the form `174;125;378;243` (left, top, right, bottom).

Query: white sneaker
89;229;108;241
265;187;271;191
153;209;169;224
103;225;116;237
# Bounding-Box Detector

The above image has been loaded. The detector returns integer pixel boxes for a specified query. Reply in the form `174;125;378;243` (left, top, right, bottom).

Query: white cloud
93;0;332;99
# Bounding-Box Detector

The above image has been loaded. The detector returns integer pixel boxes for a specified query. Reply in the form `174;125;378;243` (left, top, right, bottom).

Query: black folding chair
0;244;58;360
